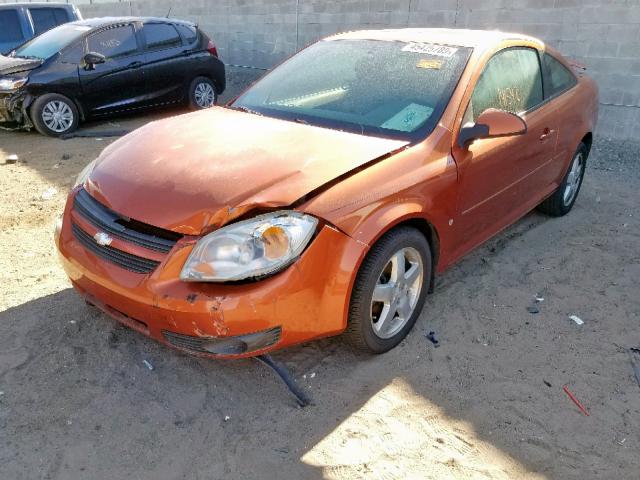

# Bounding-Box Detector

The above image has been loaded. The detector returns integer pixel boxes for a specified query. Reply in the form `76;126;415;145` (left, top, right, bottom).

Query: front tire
31;93;79;137
344;227;431;353
188;76;217;110
537;142;588;217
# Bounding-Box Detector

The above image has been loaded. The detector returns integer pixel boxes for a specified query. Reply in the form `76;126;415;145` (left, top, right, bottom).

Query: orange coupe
56;29;598;357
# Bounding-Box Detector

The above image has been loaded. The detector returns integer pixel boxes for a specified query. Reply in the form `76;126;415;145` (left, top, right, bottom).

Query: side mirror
82;52;106;70
458;108;527;149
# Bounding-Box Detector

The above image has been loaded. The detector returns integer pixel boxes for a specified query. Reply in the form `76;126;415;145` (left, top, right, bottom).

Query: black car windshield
12;24;90;60
231;39;472;141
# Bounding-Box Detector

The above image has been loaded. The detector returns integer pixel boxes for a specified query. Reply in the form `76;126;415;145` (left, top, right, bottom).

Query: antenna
166;6;172;18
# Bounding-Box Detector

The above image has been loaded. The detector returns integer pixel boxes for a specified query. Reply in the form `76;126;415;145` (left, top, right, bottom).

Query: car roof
69;16;196;29
327;28;544;51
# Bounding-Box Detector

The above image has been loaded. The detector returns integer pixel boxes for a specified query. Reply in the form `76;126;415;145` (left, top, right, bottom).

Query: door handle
539;128;555;141
128;61;142;68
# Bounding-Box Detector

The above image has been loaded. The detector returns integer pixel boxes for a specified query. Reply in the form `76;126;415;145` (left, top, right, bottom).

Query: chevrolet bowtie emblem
93;232;113;246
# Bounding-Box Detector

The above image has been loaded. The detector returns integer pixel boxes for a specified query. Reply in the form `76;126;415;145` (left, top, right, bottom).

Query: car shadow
0;285;546;479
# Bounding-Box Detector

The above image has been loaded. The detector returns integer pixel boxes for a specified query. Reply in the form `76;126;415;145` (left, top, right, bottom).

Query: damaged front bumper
0;90;32;130
55;191;367;359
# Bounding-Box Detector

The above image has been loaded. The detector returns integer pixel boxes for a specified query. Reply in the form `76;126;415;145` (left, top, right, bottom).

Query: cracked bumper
55;200;366;358
0;91;29;127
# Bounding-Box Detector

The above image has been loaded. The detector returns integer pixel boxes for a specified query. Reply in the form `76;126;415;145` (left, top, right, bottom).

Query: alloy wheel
370;247;424;339
563;152;584;206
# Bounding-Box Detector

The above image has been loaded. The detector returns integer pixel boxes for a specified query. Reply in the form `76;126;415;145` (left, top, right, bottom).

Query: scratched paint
209;296;230;336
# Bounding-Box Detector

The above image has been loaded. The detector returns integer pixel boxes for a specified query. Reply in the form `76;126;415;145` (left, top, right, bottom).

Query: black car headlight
0;76;28;92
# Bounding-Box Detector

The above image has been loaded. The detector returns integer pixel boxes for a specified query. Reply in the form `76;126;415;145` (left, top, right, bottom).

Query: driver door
450;47;557;255
78;23;146;115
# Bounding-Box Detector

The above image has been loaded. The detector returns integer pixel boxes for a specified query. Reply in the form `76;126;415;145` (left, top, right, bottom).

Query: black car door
78;23;146;115
138;22;187;106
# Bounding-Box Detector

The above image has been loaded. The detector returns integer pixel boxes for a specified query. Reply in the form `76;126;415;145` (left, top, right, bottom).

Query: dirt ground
1;73;639;479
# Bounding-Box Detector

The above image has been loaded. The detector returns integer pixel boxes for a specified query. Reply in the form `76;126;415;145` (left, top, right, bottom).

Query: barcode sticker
402;42;458;57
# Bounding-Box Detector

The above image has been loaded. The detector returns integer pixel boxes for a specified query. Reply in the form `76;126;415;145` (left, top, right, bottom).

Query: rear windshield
12;23;90;60
0;9;24;44
231;39;472;141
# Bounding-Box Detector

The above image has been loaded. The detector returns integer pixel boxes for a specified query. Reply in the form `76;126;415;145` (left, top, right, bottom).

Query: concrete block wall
2;0;639;139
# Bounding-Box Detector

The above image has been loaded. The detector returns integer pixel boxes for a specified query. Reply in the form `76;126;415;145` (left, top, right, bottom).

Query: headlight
73;159;96;188
0;77;27;91
180;211;318;282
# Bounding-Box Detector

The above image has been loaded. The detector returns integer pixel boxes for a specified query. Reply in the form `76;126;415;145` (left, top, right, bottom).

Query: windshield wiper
229;105;263;116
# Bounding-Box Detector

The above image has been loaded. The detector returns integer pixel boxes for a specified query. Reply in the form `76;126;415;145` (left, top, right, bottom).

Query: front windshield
12;24;90;60
232;39;472;141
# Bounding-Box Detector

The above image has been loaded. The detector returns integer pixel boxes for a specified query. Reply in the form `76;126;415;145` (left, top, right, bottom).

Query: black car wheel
344;227;431;353
537;142;588;217
31;93;79;137
189;76;217;109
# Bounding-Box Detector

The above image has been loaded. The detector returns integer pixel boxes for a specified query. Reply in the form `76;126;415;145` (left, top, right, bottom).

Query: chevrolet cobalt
56;29;598;357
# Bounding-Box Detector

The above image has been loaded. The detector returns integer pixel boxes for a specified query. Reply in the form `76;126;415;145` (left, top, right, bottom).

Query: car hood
0;54;42;76
86;107;409;235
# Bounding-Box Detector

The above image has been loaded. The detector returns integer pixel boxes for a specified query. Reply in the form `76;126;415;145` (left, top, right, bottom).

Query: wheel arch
191;72;224;95
25;90;86;123
581;132;593;155
390;217;440;294
345;211;442;296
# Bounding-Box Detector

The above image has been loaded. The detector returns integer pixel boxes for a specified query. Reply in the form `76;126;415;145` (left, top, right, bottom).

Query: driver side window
466;48;543;122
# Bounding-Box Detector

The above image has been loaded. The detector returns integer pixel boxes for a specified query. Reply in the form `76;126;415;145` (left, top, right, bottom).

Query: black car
0;17;225;136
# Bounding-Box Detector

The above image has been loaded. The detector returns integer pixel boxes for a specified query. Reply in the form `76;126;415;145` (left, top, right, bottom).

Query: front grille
162;327;282;355
162;331;210;353
74;188;181;253
72;223;160;274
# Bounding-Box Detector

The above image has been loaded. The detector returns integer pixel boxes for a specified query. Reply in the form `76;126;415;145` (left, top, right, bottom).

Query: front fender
301;140;459;272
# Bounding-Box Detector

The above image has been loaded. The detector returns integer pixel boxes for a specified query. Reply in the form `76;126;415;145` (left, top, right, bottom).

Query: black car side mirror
458;108;527;149
83;52;106;70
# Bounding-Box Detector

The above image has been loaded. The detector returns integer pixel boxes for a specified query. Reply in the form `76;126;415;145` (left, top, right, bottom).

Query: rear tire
344;227;431;354
537;142;588;217
188;76;217;110
31;93;79;137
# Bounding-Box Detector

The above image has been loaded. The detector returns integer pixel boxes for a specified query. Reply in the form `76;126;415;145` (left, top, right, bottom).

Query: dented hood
86;107;408;235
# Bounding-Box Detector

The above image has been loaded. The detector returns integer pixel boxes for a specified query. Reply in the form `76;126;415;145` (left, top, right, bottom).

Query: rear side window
468;48;543;121
29;7;69;35
542;53;577;98
142;23;182;51
0;9;24;43
175;24;198;44
88;25;138;59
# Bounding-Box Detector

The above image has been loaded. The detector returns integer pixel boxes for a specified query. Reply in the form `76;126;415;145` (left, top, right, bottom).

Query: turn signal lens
262;225;290;259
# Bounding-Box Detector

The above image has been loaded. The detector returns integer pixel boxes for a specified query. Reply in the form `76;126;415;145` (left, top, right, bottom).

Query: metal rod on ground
255;354;312;407
630;348;640;388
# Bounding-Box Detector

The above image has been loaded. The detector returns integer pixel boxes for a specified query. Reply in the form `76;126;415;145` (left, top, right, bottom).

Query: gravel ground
1;70;639;479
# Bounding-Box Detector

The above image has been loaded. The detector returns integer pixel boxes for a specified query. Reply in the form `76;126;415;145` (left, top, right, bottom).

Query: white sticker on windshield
402;42;458;57
381;103;434;132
